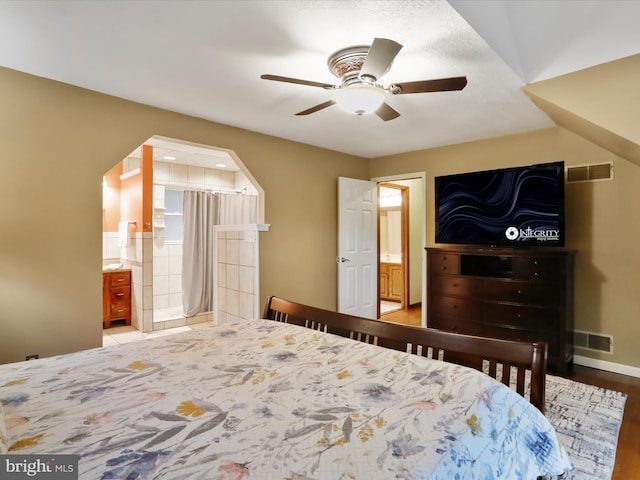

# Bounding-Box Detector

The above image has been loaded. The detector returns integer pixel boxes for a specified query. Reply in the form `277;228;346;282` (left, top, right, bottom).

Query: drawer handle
452;283;458;288
533;272;539;278
517;290;522;295
115;293;124;297
442;266;447;271
451;304;457;309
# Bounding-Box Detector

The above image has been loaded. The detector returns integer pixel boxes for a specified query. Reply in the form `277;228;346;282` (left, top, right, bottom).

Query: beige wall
523;54;640;166
2;65;640;371
370;127;640;368
0;67;368;364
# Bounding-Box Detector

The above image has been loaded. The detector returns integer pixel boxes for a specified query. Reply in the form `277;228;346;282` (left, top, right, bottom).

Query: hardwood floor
380;305;422;327
380;306;640;480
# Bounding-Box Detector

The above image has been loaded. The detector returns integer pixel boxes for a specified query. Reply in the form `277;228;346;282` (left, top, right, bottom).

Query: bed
0;297;572;479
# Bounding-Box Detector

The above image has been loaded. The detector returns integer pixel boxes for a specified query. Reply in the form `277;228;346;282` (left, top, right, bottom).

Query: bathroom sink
103;263;124;271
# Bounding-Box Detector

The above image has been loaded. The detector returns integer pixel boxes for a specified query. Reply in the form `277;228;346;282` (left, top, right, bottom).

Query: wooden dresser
102;270;131;328
426;247;574;372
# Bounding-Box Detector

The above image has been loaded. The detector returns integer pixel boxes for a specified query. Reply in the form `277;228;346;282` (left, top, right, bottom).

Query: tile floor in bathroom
380;300;401;314
102;321;211;347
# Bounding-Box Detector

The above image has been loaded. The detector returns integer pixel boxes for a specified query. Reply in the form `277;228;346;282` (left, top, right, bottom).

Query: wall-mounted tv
434;161;565;247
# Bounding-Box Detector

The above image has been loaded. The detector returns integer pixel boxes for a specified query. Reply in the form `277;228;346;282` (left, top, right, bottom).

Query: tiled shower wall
215;226;260;324
152;161;258;328
152;184;184;323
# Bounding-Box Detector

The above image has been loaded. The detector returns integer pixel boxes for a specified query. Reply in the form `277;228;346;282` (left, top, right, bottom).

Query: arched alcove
102;135;264;333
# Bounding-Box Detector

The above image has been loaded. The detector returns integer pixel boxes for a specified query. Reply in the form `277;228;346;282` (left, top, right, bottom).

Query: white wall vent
566;162;613;183
574;330;613;354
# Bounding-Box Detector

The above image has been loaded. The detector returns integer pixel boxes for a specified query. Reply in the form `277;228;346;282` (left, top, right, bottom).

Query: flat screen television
434;161;565;247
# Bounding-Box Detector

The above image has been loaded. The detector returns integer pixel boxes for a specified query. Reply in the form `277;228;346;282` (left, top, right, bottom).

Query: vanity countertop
102;264;131;272
380;254;401;264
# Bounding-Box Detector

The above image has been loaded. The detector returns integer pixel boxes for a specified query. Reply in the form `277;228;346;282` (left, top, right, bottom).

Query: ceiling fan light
334;86;385;115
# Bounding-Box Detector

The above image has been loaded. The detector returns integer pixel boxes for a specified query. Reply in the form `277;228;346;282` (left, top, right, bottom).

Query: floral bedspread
0;319;571;479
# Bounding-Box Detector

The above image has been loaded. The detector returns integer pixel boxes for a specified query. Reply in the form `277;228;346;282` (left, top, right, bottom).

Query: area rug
545;374;627;480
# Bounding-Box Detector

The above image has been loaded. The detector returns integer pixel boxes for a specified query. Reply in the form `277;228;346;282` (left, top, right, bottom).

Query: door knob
336;256;351;263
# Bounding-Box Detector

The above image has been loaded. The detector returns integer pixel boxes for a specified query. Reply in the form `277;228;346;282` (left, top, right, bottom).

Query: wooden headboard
263;296;547;413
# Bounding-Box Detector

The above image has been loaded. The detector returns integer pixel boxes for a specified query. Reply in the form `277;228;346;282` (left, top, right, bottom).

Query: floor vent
566;162;613;183
574;330;613;354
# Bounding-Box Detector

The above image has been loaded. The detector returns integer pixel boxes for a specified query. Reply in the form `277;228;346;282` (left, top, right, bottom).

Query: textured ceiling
1;0;638;159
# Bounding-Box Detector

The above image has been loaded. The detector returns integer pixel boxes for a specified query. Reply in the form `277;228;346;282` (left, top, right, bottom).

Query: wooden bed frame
263;296;547;413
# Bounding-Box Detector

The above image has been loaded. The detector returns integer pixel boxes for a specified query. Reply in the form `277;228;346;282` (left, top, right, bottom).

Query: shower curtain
182;190;258;317
219;192;257;225
182;191;219;317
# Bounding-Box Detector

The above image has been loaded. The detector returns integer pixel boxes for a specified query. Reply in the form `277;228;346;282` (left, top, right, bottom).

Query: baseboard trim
574;354;640;379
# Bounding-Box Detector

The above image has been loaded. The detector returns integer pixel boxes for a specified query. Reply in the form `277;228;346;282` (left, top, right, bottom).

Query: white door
337;177;378;319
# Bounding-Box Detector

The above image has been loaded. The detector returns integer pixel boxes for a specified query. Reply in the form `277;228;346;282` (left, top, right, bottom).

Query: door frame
371;172;427;327
378;182;410;310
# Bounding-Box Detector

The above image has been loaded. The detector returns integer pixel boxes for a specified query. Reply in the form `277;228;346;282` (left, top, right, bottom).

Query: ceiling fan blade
359;38;403;83
261;74;336;89
389;76;467;94
375;102;401;121
295;99;336;116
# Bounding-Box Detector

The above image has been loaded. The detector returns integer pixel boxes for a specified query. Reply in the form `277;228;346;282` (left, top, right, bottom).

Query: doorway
102;136;264;333
378;183;409;314
373;174;425;325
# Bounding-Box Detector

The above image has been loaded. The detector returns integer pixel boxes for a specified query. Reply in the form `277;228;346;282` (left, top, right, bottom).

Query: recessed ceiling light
215;163;227;168
163;155;177;160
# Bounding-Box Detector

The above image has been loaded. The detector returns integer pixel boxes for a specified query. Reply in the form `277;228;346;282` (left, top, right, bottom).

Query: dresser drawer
430;275;483;297
110;271;131;287
513;256;565;281
110;286;130;303
429;295;483;319
429;314;484;335
429;253;459;274
484;279;560;305
484;325;558;356
483;303;559;332
109;304;131;320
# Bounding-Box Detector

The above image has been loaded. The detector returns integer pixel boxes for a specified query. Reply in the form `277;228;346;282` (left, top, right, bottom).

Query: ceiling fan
261;37;467;121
